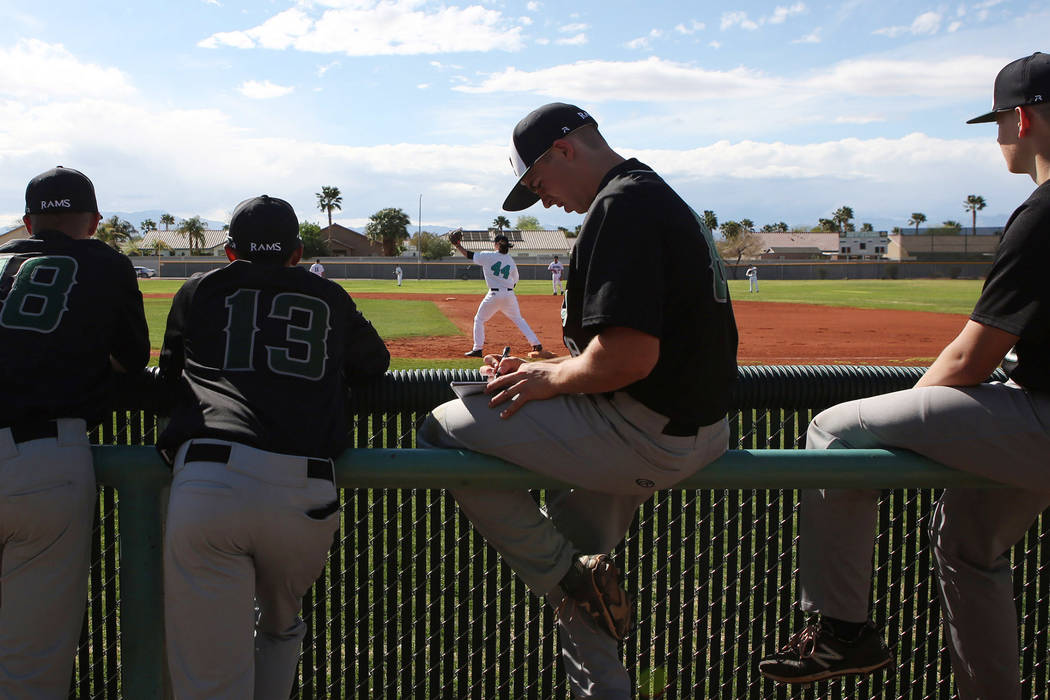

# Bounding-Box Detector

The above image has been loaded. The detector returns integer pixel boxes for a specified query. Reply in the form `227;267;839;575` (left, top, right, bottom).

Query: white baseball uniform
395;266;403;286
309;261;325;277
548;259;564;294
745;266;758;292
469;250;539;351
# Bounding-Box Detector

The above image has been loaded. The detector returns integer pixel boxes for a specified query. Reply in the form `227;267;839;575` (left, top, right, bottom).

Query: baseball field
139;277;984;368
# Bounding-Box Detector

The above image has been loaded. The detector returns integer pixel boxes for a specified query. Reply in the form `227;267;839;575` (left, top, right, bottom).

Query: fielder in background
759;52;1050;700
449;228;547;358
745;264;759;293
395;264;403;286
0;167;149;697
548;254;565;294
157;195;389;699
309;258;324;277
418;103;738;699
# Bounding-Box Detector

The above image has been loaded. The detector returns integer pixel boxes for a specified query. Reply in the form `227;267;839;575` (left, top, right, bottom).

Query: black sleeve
971;201;1050;338
580;197;665;337
342;296;390;384
110;256;150;373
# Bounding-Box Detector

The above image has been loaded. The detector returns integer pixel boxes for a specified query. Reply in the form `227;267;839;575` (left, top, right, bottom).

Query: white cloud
236;80;294;99
455;54;1004;103
722;5;804;31
768;3;806;24
874;11;942;38
792;27;821;43
948;21;962;32
560;23;588;33
317;60;340;77
625;29;662;50
199;1;525;55
721;11;758;31
0;39;135;101
834;115;886;124
526;1;540;10
556;33;588;46
675;20;705;35
708;40;722;49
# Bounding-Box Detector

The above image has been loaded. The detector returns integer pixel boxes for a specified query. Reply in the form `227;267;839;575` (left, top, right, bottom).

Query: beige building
754;232;839;260
455;229;574;257
319;224;385;256
140;229;230;255
887;233;1001;260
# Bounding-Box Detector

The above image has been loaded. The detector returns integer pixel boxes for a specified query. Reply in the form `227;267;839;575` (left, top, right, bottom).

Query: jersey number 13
223;289;331;380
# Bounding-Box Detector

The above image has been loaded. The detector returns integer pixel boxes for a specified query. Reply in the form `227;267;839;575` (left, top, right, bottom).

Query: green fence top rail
92;446;1002;491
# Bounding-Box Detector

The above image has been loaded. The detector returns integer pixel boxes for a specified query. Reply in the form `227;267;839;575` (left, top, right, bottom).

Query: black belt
661;418;701;437
490;287;515;292
5;420;59;444
183;443;334;483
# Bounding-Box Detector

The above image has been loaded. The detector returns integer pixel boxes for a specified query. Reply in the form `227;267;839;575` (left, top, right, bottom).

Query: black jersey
0;230;149;426
562;159;738;427
971;179;1050;392
157;260;390;460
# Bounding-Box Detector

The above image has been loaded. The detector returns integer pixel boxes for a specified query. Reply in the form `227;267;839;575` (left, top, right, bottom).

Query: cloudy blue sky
1;0;1046;233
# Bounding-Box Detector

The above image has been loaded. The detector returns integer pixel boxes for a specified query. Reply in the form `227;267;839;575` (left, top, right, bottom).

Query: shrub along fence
74;365;1045;699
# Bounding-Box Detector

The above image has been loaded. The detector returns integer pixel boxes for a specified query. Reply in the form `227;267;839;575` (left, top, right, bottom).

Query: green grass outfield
140;277;981;368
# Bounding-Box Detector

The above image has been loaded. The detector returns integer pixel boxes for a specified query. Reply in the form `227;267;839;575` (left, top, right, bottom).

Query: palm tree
176;216;208;255
702;210;718;233
316;186;342;227
95;215;135;250
160;213;175;231
908;212;927;236
833;206;854;233
964;195;986;237
492;216;510;232
139;218;157;233
740;218;754;232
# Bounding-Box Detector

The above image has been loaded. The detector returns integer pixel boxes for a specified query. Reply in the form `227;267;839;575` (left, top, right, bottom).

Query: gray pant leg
0;423;94;700
419;393;726;700
930;488;1050;700
799;383;1050;694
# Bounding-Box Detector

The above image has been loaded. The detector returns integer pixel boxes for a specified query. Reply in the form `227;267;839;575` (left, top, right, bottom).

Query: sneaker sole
759;656;892;684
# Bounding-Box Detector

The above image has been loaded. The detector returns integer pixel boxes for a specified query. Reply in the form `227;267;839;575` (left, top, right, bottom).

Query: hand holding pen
494;346;511;377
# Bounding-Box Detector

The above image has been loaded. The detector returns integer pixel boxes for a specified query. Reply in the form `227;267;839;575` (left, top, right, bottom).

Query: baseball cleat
566;554;634;641
758;618;892;684
463;349;484;358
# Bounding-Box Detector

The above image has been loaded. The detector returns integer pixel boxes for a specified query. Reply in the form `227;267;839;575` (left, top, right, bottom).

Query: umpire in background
759;53;1050;699
0;167;149;697
418;103;738;698
157;195;389;699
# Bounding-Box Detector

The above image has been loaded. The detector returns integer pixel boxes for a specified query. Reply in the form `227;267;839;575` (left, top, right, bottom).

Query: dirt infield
349;292;966;365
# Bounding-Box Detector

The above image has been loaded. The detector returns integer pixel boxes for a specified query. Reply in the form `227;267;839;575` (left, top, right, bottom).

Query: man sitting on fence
0;167;149;697
157;195;389;699
759;52;1050;699
418;103;738;698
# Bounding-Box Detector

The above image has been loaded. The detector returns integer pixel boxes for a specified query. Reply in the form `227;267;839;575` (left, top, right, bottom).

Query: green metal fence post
93;446;170;700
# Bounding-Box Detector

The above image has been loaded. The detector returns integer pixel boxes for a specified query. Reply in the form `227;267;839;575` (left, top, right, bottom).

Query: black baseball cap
493;233;514;248
227;195;302;260
502;103;598;211
967;52;1050;124
25;166;99;215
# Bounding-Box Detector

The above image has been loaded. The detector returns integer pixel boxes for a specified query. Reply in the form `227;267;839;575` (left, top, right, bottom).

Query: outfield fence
73;365;1050;699
130;257;995;283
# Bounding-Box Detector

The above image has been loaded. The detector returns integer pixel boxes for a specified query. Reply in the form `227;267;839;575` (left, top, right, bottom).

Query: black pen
494;346;511;377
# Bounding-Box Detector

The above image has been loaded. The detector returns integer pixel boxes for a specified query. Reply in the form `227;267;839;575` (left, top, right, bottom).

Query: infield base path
351;293;966;365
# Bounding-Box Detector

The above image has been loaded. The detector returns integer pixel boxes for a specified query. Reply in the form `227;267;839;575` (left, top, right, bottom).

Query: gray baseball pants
798;381;1050;700
417;390;728;699
164;440;340;700
0;418;94;700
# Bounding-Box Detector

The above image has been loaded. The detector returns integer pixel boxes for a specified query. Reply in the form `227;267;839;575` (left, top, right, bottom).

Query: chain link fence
72;367;1048;699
